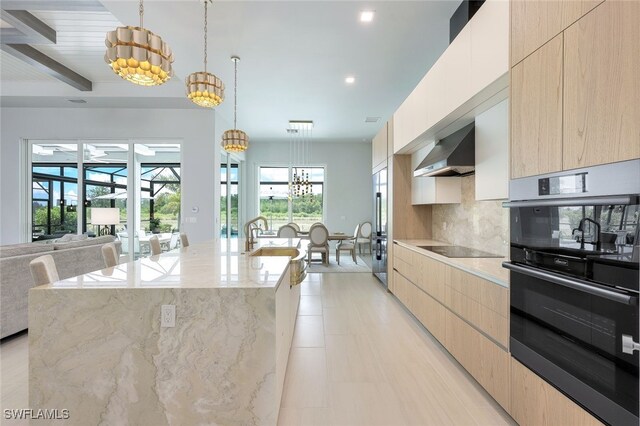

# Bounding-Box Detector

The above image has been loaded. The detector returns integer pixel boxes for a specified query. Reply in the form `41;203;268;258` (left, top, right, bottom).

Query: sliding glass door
29;140;181;259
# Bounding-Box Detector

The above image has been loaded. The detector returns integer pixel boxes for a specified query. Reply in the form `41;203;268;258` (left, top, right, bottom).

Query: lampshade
104;0;174;86
91;208;120;225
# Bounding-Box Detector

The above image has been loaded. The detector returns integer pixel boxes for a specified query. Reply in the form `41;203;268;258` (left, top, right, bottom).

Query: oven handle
503;262;638;306
502;195;636;208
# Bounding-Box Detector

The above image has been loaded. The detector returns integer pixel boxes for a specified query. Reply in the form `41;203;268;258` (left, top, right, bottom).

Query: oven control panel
538;172;587;196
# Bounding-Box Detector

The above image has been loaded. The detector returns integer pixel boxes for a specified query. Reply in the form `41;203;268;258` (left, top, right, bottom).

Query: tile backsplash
432;175;509;257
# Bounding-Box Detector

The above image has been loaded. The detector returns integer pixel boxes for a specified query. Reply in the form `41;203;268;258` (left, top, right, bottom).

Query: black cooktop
418;245;503;258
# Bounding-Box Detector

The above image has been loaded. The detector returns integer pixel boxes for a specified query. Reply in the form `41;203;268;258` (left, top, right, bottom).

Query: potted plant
149;218;161;234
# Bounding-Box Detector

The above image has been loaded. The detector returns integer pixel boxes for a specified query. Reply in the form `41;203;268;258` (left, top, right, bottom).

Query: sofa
0;236;121;339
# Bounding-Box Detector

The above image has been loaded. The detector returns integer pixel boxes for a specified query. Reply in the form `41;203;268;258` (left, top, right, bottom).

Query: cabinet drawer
510;358;602;426
445;285;508;348
393;270;446;345
447;267;508;318
445;310;510;411
416;254;447;304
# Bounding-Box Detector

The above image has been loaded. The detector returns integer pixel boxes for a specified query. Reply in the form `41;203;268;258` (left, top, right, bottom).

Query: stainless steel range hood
414;122;475;177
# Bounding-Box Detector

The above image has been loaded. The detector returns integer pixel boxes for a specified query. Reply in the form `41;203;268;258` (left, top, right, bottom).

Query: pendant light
105;0;174;86
221;56;249;153
186;0;224;108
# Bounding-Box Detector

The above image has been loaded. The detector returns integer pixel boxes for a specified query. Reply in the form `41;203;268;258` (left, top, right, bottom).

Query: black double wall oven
504;160;640;425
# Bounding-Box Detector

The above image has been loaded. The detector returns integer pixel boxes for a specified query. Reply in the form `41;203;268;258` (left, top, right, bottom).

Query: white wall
244;141;372;235
0;107;220;245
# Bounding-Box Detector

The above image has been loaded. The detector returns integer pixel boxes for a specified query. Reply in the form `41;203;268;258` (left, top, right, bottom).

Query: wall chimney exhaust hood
414;122;475;177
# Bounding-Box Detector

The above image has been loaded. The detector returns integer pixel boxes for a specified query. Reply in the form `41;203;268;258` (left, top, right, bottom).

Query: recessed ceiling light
345;76;356;84
360;10;375;23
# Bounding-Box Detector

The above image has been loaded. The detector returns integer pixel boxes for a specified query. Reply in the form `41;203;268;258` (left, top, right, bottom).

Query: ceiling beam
1;43;92;91
0;1;105;12
0;10;56;44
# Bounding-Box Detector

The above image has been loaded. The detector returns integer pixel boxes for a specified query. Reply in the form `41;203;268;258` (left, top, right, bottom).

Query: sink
250;247;307;285
250;247;300;257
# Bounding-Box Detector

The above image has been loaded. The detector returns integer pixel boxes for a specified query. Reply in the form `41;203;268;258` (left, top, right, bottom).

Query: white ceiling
1;0;461;143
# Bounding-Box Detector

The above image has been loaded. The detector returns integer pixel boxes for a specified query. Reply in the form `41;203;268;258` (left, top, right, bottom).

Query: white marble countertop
32;238;301;290
394;239;509;288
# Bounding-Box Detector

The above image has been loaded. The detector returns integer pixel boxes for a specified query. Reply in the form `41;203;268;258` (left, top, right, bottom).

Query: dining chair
357;221;373;255
29;254;60;286
278;224;298;238
117;232;142;255
336;223;360;265
180;232;190;248
149;235;162;255
287;223;300;232
101;242;119;267
168;233;180;251
307;223;329;265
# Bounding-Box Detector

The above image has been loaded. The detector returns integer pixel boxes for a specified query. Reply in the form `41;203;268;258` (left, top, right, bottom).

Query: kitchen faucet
578;217;601;251
244;216;269;252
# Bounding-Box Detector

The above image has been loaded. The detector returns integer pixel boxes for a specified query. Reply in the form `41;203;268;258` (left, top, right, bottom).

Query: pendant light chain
233;58;238;130
139;0;143;28
203;1;208;72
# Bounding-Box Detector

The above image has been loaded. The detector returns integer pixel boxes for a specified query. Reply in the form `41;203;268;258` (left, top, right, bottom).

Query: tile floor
0;272;515;425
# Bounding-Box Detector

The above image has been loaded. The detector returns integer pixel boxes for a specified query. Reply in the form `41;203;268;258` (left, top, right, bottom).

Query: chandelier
288;120;314;198
105;0;174;86
186;0;224;108
221;56;249;153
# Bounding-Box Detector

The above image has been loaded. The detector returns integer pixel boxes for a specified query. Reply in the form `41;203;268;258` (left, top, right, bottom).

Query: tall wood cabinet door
510;0;603;66
563;0;640;170
511;34;563;179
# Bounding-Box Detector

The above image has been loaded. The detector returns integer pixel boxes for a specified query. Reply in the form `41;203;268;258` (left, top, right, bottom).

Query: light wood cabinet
562;0;640;170
391;155;432;240
510;0;603;66
372;122;388;172
511;34;563;179
510;358;602;426
415;254;447;304
445;310;510;411
392;244;510;412
446;267;509;348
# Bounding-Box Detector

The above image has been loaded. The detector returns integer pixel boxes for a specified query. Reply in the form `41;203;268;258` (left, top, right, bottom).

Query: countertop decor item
185;0;224;108
104;0;174;86
221;56;249;152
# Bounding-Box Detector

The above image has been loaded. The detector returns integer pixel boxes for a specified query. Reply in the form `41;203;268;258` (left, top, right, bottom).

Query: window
31;165;78;239
221;163;239;237
259;166;324;231
29;141;181;255
141;164;181;234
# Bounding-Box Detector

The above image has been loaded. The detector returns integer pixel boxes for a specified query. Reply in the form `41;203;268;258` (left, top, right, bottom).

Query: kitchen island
28;238;303;426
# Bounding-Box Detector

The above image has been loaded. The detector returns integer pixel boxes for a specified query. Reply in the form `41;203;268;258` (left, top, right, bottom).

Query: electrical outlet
161;305;175;328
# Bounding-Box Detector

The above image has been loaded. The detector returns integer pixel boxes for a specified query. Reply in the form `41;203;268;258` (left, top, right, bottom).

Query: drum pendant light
221;56;249;153
104;0;174;86
186;0;224;108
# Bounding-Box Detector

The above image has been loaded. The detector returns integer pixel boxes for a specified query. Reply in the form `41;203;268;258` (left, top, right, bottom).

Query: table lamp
91;208;120;236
